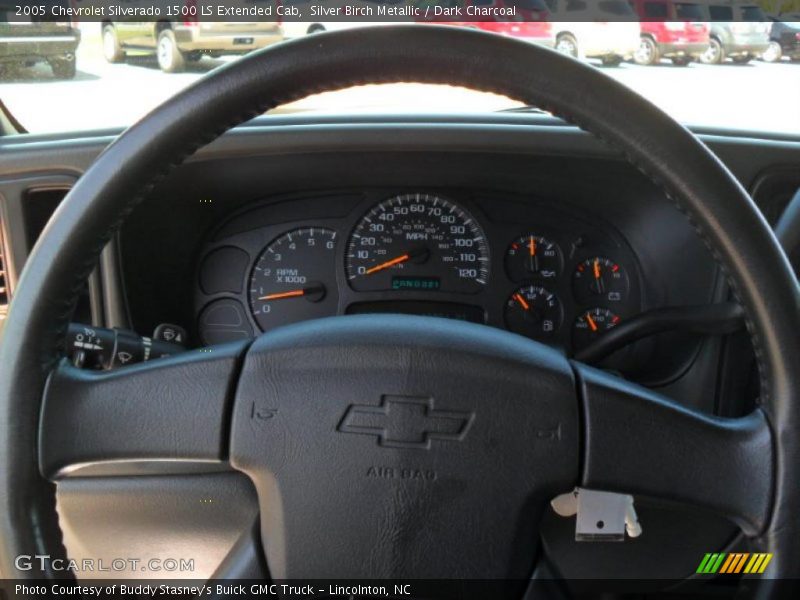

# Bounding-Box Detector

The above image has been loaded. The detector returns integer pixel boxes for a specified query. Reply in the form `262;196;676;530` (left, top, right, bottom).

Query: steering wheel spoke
39;340;250;479
574;362;773;536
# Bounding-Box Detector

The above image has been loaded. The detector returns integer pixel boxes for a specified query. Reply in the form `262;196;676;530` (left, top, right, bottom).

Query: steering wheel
1;26;799;590
776;188;800;277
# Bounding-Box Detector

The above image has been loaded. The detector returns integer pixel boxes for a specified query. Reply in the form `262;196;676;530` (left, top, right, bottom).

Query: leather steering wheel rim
1;26;799;585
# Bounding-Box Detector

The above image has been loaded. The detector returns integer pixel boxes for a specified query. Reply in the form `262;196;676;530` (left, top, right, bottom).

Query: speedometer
345;194;490;293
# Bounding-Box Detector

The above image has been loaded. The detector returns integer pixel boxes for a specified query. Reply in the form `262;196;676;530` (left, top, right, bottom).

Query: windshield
1;2;798;135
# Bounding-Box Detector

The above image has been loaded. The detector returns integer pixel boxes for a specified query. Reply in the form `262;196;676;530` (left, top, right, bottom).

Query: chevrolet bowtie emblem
337;395;474;449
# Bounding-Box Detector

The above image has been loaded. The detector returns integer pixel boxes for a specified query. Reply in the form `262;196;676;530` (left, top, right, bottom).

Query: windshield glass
1;2;797;135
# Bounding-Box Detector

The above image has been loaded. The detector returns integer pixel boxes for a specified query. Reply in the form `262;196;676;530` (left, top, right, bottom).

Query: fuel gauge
504;285;563;341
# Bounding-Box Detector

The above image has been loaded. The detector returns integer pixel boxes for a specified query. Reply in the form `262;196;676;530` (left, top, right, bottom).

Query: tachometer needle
365;253;411;275
259;284;324;302
513;293;530;311
259;289;306;301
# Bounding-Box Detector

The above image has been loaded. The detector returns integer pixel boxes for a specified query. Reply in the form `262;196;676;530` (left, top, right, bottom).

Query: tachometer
249;227;338;331
346;194;490;293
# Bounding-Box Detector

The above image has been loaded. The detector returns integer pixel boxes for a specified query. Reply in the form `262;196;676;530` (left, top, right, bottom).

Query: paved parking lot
1;25;799;134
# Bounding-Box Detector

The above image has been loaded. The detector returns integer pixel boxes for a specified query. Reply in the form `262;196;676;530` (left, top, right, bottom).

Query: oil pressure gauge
505;234;563;281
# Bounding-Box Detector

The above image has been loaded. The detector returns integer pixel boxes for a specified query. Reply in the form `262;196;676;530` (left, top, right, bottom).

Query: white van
548;0;642;66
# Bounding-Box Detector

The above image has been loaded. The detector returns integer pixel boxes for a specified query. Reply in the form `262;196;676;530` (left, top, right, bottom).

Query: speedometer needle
364;248;429;275
365;253;411;275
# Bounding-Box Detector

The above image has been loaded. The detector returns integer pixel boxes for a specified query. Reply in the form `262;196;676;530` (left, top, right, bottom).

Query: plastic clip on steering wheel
1;26;799;594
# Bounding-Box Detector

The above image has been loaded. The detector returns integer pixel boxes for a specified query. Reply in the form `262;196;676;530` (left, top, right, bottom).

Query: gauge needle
364;248;428;275
592;258;605;294
513;293;530;311
259;285;323;301
366;253;410;275
528;236;539;272
585;313;599;332
259;289;306;301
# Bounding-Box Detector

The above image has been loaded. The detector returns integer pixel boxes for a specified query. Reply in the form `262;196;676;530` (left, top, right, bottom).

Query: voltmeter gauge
572;257;629;305
504;285;563;341
505;234;562;281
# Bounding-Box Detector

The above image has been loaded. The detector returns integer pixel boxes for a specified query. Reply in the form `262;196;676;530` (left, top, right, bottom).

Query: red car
629;0;710;65
424;0;555;48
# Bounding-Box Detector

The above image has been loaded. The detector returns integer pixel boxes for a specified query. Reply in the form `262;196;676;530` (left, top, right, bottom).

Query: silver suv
101;19;283;73
700;2;770;64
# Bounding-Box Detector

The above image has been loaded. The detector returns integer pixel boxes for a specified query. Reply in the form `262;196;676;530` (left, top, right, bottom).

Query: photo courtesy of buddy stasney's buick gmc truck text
15;583;404;597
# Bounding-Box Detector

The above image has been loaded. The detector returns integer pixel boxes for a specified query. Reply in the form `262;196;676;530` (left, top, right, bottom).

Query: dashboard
3;112;799;582
195;189;642;359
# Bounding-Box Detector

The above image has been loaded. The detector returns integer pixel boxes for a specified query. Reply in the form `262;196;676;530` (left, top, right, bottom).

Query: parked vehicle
700;2;770;64
0;11;80;79
547;0;641;66
629;1;710;65
462;20;555;47
101;17;283;73
761;15;800;62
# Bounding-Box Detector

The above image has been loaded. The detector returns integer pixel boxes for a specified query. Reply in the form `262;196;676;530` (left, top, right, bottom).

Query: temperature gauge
573;308;621;352
504;285;563;341
505;234;562;281
572;257;629;305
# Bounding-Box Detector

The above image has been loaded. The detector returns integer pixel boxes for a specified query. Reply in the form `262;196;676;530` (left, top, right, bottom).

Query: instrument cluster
195;191;643;357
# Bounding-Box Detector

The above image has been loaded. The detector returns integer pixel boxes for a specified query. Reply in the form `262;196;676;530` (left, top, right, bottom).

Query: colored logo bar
696;553;773;575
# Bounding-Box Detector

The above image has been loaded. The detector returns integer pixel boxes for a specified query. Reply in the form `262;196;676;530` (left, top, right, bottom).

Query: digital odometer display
391;276;441;291
345;194;490;294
